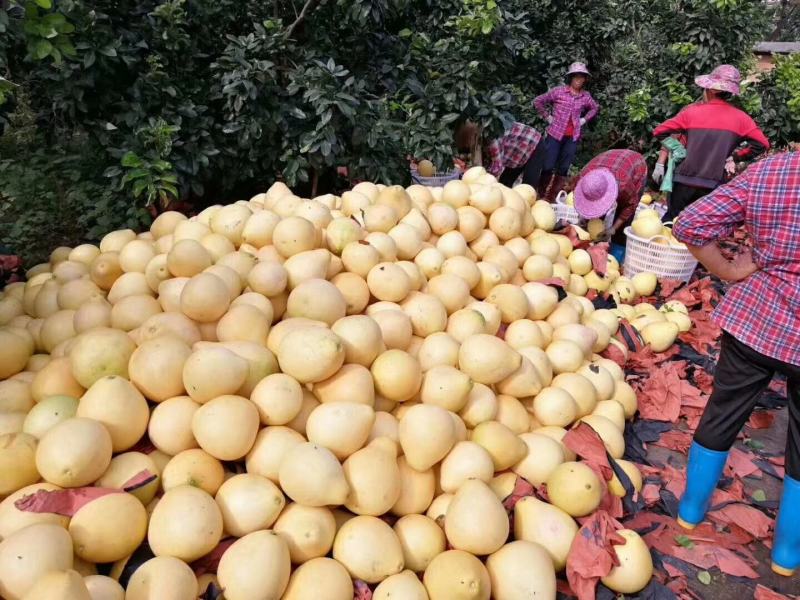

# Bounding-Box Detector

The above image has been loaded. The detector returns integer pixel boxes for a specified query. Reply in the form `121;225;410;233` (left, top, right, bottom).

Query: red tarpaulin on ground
709;503;773;540
754;585;795;600
566;511;625;600
14;470;155;516
354;580;372;600
727;448;763;479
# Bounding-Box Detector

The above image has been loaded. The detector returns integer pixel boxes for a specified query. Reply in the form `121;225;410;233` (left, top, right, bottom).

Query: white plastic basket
623;222;698;282
634;201;667;220
410;169;462;187
554;192;616;230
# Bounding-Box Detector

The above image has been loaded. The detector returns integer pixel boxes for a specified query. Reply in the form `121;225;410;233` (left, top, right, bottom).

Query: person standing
653;64;769;220
534;62;600;201
454;120;544;187
573;149;649;243
671;152;800;576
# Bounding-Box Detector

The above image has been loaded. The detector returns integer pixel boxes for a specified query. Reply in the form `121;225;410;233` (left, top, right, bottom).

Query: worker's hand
652;163;665;184
594;230;612;243
724;249;758;282
724;156;736;176
546;115;553;124
579;118;586;126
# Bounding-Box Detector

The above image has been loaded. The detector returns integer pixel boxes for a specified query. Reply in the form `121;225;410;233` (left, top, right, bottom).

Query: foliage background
0;0;797;264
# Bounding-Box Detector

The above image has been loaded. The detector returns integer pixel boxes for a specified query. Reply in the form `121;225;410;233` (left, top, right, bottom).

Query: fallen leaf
697;571;711;585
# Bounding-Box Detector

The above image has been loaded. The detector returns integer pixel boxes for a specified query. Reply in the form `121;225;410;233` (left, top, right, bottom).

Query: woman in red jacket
653;65;769;220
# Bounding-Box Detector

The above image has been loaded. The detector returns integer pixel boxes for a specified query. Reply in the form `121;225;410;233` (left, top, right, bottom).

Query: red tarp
14;470;156;516
566;511;625;600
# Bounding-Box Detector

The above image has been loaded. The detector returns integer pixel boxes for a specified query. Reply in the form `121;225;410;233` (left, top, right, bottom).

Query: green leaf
752;489;767;502
132;178;150;198
398;28;413;38
121;152;142;168
98;46;117;57
674;535;695;549
34;0;53;9
31;39;54;60
697;571;712;585
56;38;77;57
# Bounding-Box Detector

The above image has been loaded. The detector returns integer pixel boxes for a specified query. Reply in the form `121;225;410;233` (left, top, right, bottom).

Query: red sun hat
574;168;618;219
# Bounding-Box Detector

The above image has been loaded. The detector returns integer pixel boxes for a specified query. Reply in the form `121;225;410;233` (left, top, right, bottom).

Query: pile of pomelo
0;166;690;599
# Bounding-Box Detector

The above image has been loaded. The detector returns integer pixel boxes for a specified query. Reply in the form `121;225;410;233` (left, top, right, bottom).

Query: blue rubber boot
772;475;800;576
677;441;728;530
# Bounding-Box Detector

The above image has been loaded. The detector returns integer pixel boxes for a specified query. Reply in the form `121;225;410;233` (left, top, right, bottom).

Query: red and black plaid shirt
580;150;648;224
484;122;542;177
673;152;800;366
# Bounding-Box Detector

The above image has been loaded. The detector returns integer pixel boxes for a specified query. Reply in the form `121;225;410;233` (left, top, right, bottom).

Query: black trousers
664;182;710;221
499;142;548;187
694;331;800;479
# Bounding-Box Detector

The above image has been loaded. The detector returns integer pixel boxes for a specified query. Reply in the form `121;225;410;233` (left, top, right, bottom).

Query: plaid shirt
673;152;800;366
484;122;542;177
534;86;599;142
580;150;648;224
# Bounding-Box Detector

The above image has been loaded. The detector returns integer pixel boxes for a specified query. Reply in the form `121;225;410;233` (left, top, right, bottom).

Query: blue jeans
542;134;578;176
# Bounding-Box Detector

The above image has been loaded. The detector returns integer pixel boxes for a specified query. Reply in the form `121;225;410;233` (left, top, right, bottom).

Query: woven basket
634;201;668;220
554;192;616;230
623;222;698;282
409;169;462;187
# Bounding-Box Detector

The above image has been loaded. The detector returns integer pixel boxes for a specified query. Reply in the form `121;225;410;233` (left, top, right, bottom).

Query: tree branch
286;0;321;40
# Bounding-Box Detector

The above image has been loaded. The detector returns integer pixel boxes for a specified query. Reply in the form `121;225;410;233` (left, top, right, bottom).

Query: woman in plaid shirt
534;62;600;201
574;149;650;243
672;152;800;576
454;120;544;187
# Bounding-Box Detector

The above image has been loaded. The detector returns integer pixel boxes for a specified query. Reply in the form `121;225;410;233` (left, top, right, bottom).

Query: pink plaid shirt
673;152;800;366
484;122;542;177
534;86;599;142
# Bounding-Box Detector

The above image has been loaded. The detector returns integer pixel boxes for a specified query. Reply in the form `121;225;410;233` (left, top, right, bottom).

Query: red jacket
654;99;769;189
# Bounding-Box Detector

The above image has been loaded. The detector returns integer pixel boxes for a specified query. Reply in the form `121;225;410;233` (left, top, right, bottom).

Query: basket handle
648;234;671;244
555;190;568;204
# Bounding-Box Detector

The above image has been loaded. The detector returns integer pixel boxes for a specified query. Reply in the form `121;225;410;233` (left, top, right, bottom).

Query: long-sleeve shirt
653;99;769;190
484;122;542;177
673;152;800;366
579;150;648;225
534;86;599;142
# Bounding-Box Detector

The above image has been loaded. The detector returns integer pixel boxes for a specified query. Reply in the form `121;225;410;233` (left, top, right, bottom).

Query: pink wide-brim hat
695;64;741;96
574;167;618;219
566;62;590;77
